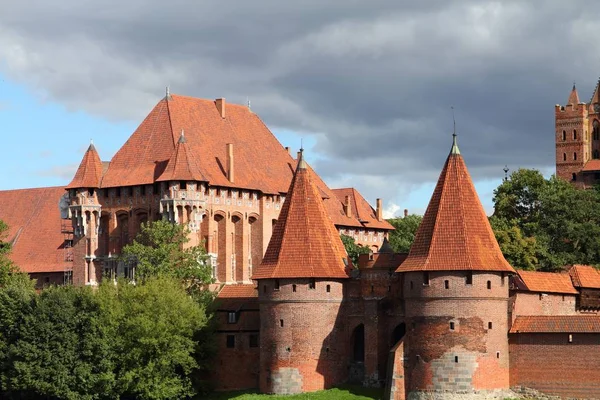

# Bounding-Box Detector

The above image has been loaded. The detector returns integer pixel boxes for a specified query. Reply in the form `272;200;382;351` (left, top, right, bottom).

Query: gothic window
562;130;566;141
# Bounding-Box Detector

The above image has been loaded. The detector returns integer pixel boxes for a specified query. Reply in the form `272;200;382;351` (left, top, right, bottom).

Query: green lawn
204;385;384;400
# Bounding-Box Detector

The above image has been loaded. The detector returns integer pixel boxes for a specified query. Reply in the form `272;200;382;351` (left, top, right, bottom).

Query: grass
204;385;385;400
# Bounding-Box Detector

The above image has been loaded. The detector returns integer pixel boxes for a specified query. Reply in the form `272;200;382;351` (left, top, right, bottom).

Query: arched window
574;152;577;161
574;129;577;140
562;130;567;141
563;153;567;161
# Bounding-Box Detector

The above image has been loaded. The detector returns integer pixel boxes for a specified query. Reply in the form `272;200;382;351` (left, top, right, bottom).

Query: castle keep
1;92;600;399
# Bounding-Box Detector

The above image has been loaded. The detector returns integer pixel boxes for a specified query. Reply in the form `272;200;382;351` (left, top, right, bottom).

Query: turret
396;135;515;398
556;83;588;186
252;150;350;394
65;141;104;285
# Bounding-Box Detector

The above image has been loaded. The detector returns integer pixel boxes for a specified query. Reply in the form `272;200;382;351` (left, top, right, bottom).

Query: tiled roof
66;143;103;189
510;316;600;333
331;188;393;230
397;136;515;273
216;284;258;310
569;265;600;289
581;160;600;172
156;131;206;182
0;187;69;273
567;84;580;105
514;270;578;294
252;154;351;279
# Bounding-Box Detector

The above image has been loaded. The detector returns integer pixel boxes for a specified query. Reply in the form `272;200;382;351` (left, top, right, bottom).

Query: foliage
121;220;214;301
203;384;383;400
0;220;33;288
492;169;600;270
340;234;371;266
386;214;423;253
97;277;207;400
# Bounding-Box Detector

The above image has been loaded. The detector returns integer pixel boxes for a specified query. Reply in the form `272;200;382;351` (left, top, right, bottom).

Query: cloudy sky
0;0;595;216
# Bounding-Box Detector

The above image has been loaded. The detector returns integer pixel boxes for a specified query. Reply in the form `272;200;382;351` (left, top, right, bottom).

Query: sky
0;0;591;217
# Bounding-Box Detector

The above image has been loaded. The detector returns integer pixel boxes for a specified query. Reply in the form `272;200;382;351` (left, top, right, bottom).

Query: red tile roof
0;187;69;273
156;131;206;182
66;143;103;189
582;160;600;172
514;270;578;294
331;188;393;230
510;316;600;333
252;154;351;279
397;136;515;273
569;265;600;289
567;84;580;105
216;284;258;310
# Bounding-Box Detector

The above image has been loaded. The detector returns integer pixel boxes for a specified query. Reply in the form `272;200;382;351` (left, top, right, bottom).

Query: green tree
489;217;540;271
121;220;214;298
387;214;423;253
0;220;31;288
340;234;371;266
98;277;207;400
3;286;116;400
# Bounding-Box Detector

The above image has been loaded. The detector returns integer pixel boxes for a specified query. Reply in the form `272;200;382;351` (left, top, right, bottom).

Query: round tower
252;151;350;394
396;135;515;399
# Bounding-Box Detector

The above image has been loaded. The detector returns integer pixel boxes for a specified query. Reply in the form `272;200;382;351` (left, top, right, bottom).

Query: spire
252;150;350;279
568;83;580;105
297;147;307;170
379;237;394;254
66;142;103;189
397;136;515;273
156;131;205;182
451;133;460;155
165;86;172;101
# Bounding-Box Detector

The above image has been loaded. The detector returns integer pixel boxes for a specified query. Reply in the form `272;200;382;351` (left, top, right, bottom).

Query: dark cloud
0;0;596;209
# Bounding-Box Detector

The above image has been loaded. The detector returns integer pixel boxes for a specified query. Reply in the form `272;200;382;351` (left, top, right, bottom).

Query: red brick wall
510;333;600;398
29;272;65;288
511;292;577;320
402;271;510;394
555;104;587;186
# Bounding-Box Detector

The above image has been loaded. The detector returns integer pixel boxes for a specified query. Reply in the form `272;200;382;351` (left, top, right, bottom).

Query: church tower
396;135;515;398
555;84;588;186
65;142;104;285
252;151;350;394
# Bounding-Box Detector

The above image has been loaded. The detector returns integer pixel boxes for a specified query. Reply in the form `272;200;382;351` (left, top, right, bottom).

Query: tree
489;217;540;271
121;220;214;299
340;234;370;266
98;277;207;400
0;220;31;288
387;214;423;253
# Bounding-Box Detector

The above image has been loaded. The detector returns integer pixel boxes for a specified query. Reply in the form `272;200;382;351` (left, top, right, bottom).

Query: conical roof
379;237;394;254
66;143;103;189
397;136;515;273
156;130;206;182
252;152;351;279
567;84;580;105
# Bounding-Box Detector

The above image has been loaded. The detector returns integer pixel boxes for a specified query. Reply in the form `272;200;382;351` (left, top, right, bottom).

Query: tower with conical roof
396;135;515;398
66;142;104;285
252;150;351;394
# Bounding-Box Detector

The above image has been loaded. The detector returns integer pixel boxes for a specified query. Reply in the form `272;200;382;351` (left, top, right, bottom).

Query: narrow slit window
454;356;458;363
563;153;567;161
496;351;500;359
423;272;430;286
292;284;297;292
487;280;491;290
488;322;493;329
410;281;414;290
444;280;449;289
326;284;331;293
274;279;280;291
309;278;316;290
562;130;566;141
280;319;284;328
574;129;577;140
450;322;455;330
466;271;473;285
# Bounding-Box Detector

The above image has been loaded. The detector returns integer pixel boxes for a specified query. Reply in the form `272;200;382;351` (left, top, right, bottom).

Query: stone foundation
407;389;519;400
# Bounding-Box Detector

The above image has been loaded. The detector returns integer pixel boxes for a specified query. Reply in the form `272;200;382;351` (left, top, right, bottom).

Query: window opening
226;335;235;348
466;271;473;285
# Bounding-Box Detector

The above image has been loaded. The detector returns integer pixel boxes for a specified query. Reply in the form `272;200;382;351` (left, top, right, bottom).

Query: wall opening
445;280;449;289
226;335;235;348
292;284;297;292
450;322;455;330
391;323;406;347
326;284;331;293
352;324;365;362
487;280;492;289
466;271;473;285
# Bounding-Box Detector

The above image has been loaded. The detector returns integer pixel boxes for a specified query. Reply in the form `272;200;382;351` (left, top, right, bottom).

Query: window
88;188;95;196
444;280;449;289
574;129;577;140
116;187;121;197
227;312;237;324
466;271;473;285
423;272;430;286
263;285;266;294
180;181;187;190
562;295;566;301
488;322;493;329
309;278;316;290
450;322;455;330
410;281;414;290
63;270;73;285
568;334;573;343
140;185;146;196
249;334;259;348
595;150;600;159
44;277;50;284
274;279;280;291
280;319;284;328
496;351;500;359
572;173;577;181
226;335;235;348
562;130;566;141
563;153;567;161
487;280;491;290
574;152;577;161
371;285;374;293
455;356;459;363
292;284;297;292
326;284;331;293
594;120;600;140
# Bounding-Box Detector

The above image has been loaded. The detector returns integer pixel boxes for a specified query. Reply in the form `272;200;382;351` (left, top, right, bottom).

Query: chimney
285;146;290;155
404;209;408;217
344;195;353;218
227;143;234;183
376;198;382;221
215;98;226;118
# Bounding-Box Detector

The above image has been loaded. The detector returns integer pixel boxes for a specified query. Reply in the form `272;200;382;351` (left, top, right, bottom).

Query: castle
1;91;600;399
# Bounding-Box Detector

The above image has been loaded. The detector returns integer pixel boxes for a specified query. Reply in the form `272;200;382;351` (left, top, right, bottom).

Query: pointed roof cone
66;142;104;189
378;237;394;254
396;136;515;273
568;83;580;105
156;130;206;182
252;152;351;279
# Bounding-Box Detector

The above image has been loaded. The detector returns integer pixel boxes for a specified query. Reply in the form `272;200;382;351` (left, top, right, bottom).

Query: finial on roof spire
88;138;96;151
450;107;460;155
297;147;307;170
178;129;186;144
247;96;251;110
165;86;172;101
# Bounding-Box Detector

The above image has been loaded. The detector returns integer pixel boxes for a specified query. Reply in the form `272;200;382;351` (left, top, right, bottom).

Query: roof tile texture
66;144;103;189
331;188;392;230
0;187;68;273
156;135;206;182
569;265;600;289
510;315;600;333
397;144;515;273
252;158;350;279
515;270;578;294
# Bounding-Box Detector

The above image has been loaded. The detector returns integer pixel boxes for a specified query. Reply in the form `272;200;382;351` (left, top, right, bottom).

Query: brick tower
252;151;350;394
555;84;588;186
396;135;515;398
65;142;104;285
